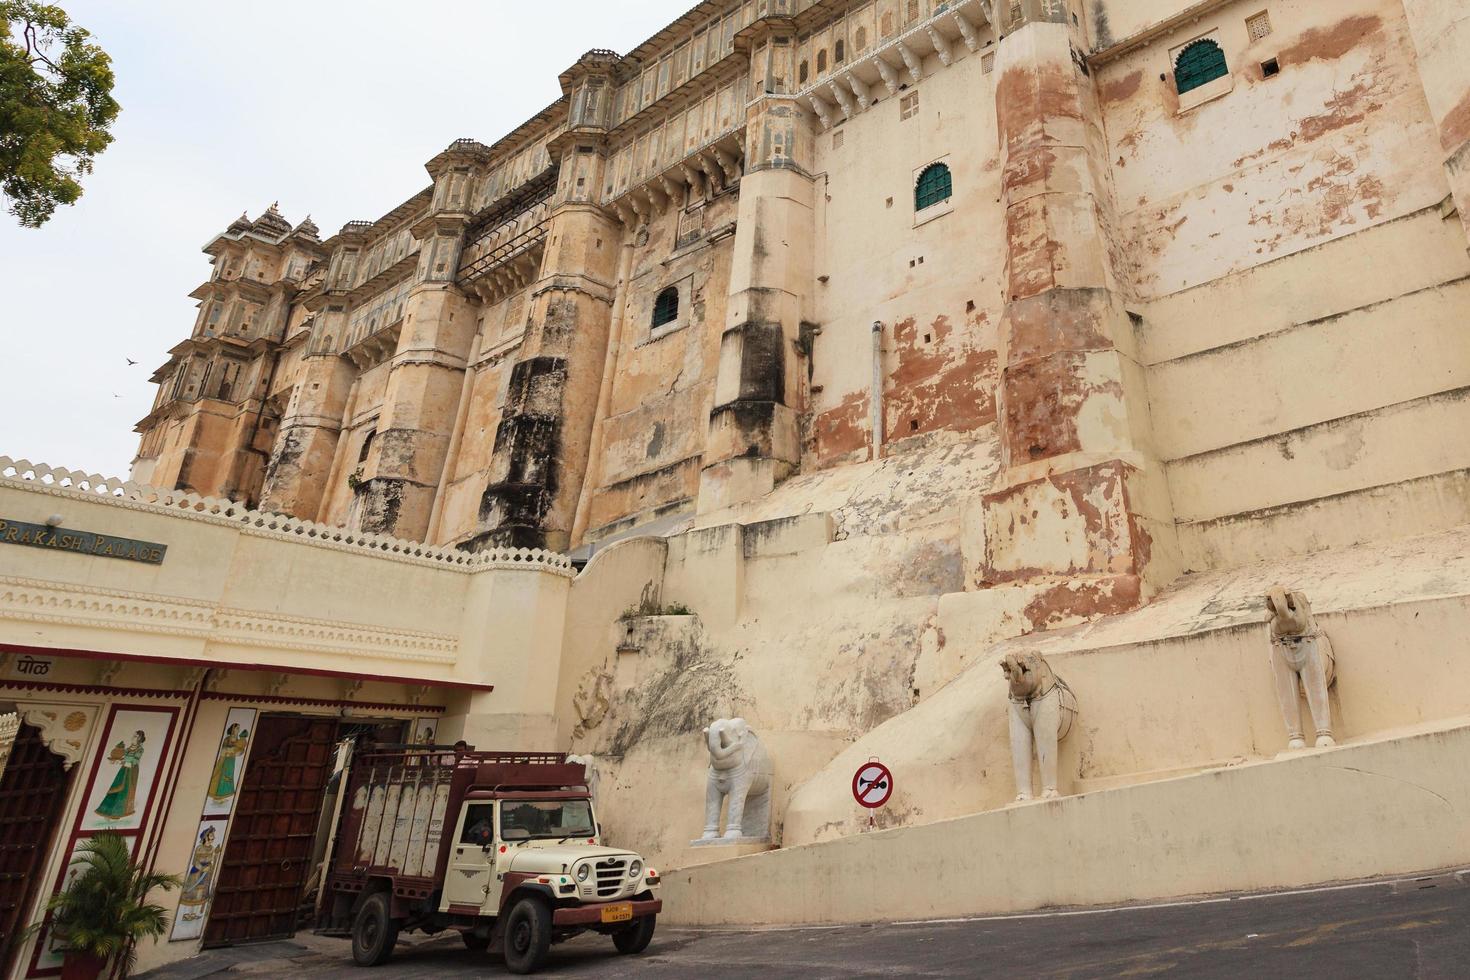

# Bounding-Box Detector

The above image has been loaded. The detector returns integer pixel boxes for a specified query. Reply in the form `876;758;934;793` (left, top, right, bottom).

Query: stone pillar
697;52;814;513
470;134;621;552
979;15;1177;630
259;312;355;519
1399;0;1470;249
357;259;477;539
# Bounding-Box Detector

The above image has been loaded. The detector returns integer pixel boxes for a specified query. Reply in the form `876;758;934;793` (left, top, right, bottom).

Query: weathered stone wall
1096;0;1470;569
581;192;738;541
807;41;1005;469
137;1;1470;575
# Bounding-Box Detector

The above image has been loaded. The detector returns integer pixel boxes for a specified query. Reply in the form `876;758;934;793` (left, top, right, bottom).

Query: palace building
3;0;1470;974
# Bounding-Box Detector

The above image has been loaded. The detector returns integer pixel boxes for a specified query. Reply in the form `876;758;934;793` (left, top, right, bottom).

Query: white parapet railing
0;456;574;577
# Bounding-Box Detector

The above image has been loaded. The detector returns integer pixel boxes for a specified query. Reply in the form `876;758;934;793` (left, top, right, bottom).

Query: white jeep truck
316;748;660;974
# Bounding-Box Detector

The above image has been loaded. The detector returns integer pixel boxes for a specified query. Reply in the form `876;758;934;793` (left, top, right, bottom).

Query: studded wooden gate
203;715;337;946
0;724;73;974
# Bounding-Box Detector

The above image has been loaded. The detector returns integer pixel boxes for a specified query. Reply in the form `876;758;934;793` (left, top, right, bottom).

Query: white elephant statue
701;718;773;840
1001;652;1078;802
566;753;600;804
1265;586;1337;750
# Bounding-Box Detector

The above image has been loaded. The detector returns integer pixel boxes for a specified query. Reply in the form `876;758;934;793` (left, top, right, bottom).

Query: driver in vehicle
466;812;493;845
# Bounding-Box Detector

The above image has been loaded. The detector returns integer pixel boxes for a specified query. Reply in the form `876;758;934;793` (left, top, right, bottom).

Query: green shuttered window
652;287;680;328
915;163;953;211
1175;39;1228;95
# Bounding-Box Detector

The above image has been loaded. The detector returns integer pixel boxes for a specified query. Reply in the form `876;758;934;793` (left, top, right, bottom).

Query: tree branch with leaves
1;1;119;227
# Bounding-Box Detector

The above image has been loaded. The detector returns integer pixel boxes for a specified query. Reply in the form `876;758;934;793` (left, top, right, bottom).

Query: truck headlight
576;863;590;882
627;860;642;879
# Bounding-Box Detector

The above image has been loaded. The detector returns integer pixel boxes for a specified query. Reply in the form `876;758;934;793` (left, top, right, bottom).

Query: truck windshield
499;799;595;841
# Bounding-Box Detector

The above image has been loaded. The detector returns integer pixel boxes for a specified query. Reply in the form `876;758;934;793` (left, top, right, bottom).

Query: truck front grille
594;858;627;898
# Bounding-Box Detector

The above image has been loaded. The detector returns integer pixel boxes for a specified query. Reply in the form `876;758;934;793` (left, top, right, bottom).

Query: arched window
915;163;953;211
1174;39;1228;94
652;287;680;328
817;49;827;73
881;12;894;37
855;27;867;52
835;39;845;64
799;60;809;85
358;427;376;463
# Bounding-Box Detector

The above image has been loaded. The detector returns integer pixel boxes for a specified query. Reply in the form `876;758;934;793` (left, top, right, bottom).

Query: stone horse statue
701;718;773;840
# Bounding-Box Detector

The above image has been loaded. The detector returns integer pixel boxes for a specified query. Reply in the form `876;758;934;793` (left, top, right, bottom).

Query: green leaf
1;0;119;227
20;831;181;969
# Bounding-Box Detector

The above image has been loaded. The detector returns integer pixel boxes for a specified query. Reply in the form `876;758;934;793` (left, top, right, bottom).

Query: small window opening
652;287;680;328
1246;11;1273;42
817;49;827;73
982;52;996;74
1174;39;1229;95
855;27;867;52
1261;58;1280;78
835;40;845;64
799;60;809;84
900;91;920;120
358;427;376;463
915;162;953;211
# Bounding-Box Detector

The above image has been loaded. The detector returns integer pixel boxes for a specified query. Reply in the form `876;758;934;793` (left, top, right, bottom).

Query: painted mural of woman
178;826;220;920
208;723;250;803
94;730;146;821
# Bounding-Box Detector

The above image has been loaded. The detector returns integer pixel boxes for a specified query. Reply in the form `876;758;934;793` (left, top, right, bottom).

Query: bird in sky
126;358;138;365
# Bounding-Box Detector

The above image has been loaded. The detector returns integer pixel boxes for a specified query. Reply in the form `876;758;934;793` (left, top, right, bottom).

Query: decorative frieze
0;456;575;578
0;577;459;666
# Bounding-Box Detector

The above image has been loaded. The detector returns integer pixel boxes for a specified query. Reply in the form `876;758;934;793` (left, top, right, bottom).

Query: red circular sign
852;760;893;809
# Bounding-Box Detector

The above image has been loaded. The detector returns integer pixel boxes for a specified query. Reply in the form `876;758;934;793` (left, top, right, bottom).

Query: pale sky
0;0;688;479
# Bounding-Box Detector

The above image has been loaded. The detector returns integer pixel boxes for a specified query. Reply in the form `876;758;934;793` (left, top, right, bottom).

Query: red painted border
0;679;188;699
198;691;446;713
27;703;181;978
852;761;894;810
141;682;207;920
0;682;446;715
0;642;493;692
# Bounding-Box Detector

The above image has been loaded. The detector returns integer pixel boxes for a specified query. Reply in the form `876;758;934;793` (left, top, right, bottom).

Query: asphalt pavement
140;868;1470;979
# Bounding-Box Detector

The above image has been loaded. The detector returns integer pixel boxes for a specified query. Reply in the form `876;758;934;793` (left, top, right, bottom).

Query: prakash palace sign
0;517;167;564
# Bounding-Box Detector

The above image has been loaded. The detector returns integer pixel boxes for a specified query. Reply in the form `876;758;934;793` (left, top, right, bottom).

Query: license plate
600;903;633;924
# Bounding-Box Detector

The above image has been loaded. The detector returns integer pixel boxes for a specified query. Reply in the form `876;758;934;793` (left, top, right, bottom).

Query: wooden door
204;715;336;946
0;724;73;973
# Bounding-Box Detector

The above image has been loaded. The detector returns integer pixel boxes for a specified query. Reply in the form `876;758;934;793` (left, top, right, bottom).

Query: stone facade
135;0;1470;624
98;1;1470;957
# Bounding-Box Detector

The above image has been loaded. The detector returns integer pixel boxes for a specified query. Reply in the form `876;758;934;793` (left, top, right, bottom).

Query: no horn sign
852;760;893;809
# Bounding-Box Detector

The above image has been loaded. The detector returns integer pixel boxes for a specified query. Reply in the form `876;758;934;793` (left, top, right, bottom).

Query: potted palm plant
26;832;180;979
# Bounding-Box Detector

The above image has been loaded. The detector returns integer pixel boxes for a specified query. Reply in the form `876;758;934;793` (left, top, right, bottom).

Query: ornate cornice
0;577;458;666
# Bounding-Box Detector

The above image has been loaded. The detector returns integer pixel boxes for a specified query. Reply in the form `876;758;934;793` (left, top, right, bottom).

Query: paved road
144;870;1470;979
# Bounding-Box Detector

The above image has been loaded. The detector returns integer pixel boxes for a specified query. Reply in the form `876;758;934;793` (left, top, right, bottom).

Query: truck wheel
351;893;399;967
502;896;552;974
613;914;656;954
